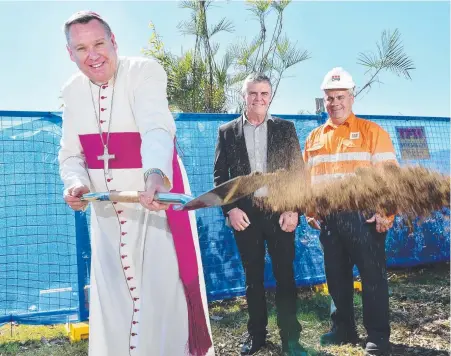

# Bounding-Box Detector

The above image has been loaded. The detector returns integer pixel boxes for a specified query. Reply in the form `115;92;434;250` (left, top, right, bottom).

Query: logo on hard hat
331;75;340;81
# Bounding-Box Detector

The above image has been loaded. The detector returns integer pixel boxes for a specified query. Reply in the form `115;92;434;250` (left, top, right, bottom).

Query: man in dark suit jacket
214;73;306;356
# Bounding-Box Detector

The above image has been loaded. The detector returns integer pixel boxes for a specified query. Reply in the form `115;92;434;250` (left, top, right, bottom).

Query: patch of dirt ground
209;262;450;355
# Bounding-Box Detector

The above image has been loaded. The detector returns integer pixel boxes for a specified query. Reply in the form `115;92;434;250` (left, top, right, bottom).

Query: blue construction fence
0;111;449;325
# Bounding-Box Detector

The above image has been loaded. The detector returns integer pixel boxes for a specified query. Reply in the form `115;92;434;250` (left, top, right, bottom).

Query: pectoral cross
98;145;115;178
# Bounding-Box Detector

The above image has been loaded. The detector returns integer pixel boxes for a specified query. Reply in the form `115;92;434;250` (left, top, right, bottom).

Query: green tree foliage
356;28;415;98
143;0;310;113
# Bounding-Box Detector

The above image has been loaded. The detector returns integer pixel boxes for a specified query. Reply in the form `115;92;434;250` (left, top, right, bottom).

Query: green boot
281;339;308;356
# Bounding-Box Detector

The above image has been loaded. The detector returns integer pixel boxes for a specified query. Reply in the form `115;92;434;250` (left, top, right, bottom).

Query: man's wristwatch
144;168;171;189
144;168;166;182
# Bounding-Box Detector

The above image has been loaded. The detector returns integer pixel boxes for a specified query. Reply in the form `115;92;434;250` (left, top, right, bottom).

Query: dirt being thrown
242;164;450;219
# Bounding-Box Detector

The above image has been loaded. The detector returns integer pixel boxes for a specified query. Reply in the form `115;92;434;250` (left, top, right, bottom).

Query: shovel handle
108;191;140;203
82;191;192;205
154;192;193;205
110;191;185;203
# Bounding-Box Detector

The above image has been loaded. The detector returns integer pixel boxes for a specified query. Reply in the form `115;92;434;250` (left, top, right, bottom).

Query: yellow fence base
314;281;362;295
66;322;89;342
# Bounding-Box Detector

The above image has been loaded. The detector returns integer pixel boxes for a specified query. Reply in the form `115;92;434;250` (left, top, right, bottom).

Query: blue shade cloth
0;111;449;325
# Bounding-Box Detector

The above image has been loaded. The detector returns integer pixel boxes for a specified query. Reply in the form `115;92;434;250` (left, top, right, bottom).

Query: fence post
74;211;91;322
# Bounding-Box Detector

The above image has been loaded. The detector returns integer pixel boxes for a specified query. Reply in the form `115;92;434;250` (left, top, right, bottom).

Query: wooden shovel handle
108;191;141;203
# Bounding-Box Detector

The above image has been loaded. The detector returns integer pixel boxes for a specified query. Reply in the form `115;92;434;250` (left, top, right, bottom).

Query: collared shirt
243;113;273;173
303;113;398;185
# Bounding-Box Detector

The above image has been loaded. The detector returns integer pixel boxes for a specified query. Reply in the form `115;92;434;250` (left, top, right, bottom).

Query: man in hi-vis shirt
303;67;397;356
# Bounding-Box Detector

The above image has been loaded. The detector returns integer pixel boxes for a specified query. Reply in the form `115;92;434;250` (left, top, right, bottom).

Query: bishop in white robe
58;54;214;356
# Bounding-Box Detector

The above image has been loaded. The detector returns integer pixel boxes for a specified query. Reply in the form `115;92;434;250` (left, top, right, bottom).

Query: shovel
81;173;269;211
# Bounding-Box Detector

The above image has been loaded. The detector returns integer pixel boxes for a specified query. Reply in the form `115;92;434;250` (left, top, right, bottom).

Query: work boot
364;336;390;355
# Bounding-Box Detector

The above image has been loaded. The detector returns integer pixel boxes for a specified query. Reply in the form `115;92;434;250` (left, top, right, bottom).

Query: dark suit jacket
213;115;304;217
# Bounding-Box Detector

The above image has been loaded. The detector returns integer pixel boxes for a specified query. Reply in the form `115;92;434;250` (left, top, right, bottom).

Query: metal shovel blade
179;174;266;211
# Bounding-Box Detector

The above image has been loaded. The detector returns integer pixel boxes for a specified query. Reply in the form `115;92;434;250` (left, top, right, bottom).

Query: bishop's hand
140;173;171;211
64;184;90;211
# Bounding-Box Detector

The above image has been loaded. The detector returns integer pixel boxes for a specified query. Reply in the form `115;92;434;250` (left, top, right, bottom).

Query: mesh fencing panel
0;111;449;319
0;112;80;324
174;113;450;300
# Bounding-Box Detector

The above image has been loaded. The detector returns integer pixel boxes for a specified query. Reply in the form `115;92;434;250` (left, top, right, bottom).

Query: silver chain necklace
89;65;119;179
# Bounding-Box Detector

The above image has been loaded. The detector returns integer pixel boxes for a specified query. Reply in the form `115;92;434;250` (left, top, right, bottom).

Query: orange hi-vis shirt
303;113;398;185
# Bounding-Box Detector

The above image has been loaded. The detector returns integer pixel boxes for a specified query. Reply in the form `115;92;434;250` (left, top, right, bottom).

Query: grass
0;324;87;356
209;286;364;355
0;263;449;355
208;263;450;355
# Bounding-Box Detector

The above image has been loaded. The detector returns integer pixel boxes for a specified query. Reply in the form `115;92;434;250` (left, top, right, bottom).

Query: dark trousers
320;212;390;341
233;210;301;341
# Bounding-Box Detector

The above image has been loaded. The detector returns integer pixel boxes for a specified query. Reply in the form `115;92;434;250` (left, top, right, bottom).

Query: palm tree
356;29;415;98
228;0;310;108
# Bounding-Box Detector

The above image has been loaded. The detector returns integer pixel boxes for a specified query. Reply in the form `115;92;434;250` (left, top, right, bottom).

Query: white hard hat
320;67;355;90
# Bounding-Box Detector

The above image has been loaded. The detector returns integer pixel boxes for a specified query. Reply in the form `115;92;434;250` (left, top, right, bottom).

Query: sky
0;0;449;118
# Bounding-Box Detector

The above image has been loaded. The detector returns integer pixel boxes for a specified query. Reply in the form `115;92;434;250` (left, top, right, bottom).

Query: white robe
58;57;214;356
